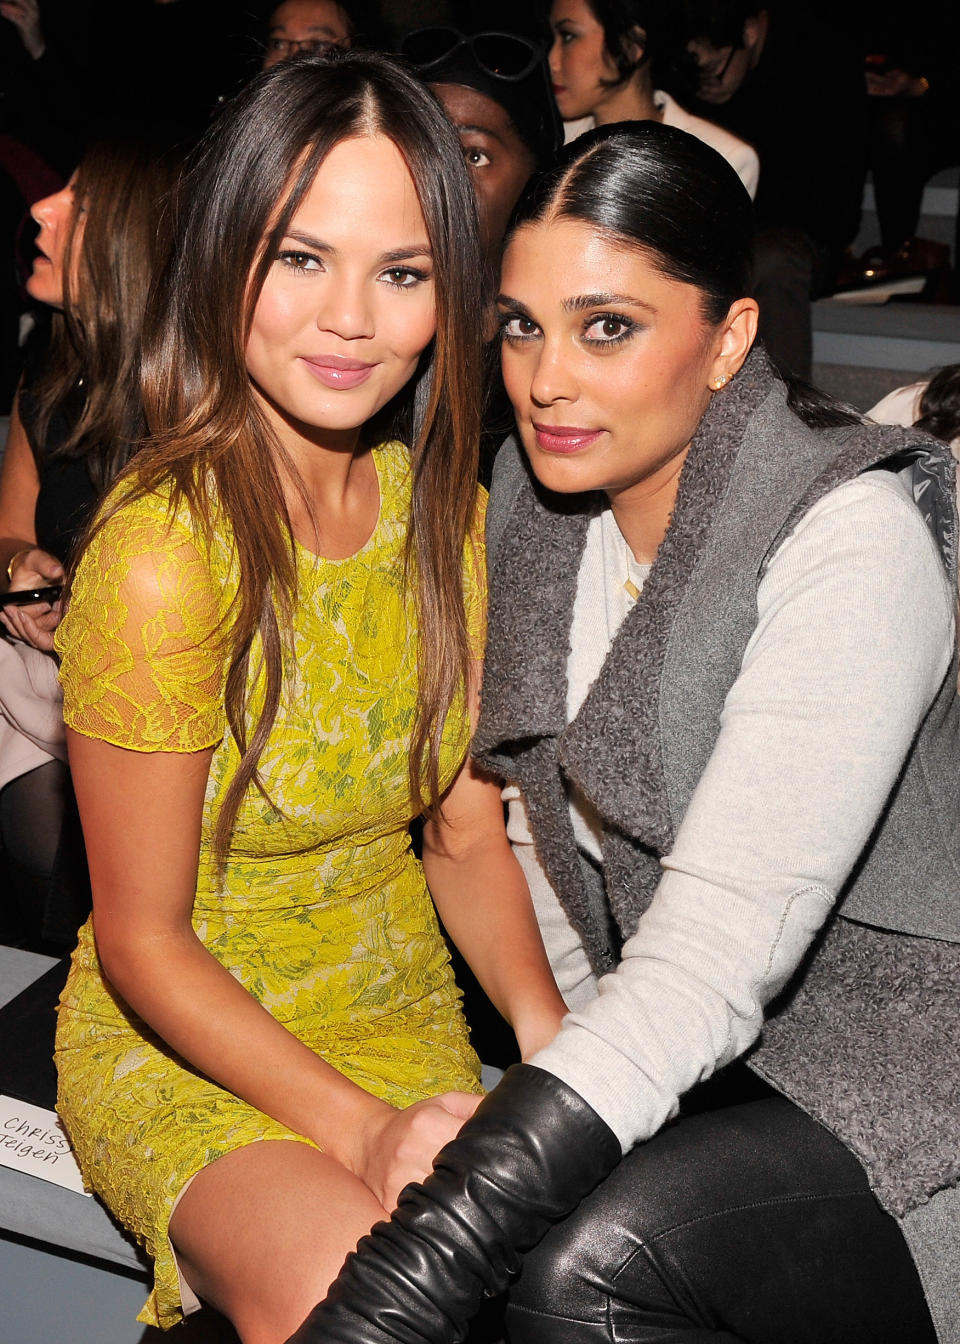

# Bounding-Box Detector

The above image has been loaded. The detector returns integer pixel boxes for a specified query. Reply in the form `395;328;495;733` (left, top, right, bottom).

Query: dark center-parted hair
104;49;484;865
507;121;860;428
509;120;754;323
28;140;184;494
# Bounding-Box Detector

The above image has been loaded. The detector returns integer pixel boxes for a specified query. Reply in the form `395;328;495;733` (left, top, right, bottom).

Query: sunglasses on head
400;27;544;83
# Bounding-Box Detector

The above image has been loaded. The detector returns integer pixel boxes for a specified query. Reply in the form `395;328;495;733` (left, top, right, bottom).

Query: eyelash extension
582;313;636;348
381;266;430;289
277;249;321;273
497;313;539;343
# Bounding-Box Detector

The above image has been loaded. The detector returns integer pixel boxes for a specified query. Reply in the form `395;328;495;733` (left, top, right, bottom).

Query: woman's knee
170;1140;386;1342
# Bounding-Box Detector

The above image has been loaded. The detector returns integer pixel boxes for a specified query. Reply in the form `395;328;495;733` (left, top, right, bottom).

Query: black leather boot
285;1063;621;1344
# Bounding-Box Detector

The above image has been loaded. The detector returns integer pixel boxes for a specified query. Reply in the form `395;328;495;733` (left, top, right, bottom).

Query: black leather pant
506;1091;936;1344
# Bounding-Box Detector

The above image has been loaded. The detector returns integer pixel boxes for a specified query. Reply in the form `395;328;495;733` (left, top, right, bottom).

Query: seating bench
0;944;504;1343
0;946;161;1342
0;946;250;1342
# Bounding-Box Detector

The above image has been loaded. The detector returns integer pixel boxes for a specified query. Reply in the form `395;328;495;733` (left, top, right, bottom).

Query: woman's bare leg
170;1138;387;1344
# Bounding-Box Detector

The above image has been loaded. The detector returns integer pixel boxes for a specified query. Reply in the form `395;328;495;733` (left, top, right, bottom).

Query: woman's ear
707;297;759;388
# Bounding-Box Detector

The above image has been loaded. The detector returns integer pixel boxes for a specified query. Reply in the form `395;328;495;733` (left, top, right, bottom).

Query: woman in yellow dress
53;51;567;1343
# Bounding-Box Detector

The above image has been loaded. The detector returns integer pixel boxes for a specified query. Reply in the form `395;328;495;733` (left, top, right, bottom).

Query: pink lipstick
532;422;603;454
302;354;376;390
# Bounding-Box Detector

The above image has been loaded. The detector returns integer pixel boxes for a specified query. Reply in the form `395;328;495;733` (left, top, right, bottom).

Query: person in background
0;137;61;414
870;366;960;454
261;0;386;69
401;23;562;293
261;0;354;68
401;22;562;490
858;2;960;289
870;367;960;577
681;0;866;380
548;0;758;198
0;140;182;952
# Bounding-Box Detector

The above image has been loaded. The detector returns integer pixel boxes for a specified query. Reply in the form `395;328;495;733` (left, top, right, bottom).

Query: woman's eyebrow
285;230;333;252
497;291;658;317
496;293;534;316
378;246;433;263
284;232;432;264
563;291;657;315
456;123;506;146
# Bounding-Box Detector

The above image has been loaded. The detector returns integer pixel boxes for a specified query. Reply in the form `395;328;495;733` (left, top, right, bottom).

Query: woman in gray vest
288;124;960;1344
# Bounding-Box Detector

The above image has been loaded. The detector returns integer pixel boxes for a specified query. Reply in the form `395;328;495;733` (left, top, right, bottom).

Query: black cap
403;27;563;166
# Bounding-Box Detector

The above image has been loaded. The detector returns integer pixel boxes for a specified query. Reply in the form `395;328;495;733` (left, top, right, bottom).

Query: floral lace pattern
54;445;487;1328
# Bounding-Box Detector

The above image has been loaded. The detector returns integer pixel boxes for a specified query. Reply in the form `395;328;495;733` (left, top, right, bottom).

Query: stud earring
711;373;730;390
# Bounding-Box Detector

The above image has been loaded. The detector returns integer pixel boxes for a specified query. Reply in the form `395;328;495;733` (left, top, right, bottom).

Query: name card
0;1094;91;1196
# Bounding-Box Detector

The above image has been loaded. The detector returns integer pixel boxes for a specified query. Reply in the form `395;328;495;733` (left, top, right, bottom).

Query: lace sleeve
56;497;228;753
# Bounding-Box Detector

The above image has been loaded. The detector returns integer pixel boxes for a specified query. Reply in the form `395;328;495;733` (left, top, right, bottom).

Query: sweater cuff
530;1022;677;1154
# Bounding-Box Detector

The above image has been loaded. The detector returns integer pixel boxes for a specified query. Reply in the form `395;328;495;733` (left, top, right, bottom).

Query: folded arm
532;473;955;1147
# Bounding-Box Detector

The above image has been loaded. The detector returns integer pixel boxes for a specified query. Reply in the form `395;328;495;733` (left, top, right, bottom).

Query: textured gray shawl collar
474;346;776;852
475;345;956;966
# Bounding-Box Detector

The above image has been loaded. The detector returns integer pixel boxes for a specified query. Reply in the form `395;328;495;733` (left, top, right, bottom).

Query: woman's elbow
92;912;192;997
422;817;507;869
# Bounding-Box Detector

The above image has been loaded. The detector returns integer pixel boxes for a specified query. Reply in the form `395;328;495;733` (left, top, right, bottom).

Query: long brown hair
105;50;484;864
28;140;184;493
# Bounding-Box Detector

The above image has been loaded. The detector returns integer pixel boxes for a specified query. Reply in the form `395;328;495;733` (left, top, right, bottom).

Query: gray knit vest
474;348;960;1230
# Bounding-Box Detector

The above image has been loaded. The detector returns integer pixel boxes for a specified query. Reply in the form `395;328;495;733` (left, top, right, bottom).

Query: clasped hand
353;1091;483;1213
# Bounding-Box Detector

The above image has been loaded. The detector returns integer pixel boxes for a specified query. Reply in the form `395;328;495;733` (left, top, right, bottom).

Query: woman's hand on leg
285;1066;621;1344
355;1091;482;1212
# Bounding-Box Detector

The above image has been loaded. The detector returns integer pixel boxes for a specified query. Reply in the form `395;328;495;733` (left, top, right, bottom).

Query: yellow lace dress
53;443;485;1329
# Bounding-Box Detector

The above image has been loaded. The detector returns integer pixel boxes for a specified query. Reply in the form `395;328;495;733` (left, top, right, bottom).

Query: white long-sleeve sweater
506;469;954;1152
